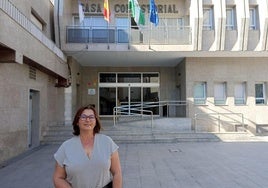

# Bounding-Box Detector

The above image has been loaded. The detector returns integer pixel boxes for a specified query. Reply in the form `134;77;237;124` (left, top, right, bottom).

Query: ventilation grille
29;66;36;80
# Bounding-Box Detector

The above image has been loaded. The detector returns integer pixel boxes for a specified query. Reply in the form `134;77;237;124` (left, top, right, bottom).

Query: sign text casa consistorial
82;3;179;14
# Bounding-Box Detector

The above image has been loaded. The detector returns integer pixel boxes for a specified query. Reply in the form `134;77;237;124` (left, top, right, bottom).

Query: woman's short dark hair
72;105;102;136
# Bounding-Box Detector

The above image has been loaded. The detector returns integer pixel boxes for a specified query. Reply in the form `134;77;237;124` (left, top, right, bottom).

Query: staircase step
41;118;255;144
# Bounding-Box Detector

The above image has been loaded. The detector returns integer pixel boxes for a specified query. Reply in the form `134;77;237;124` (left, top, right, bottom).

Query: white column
232;0;249;51
255;0;268;51
209;0;226;51
189;0;203;51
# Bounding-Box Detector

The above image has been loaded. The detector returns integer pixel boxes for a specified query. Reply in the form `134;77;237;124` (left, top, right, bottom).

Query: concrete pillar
64;86;73;125
254;0;268;51
209;0;226;51
232;0;249;51
190;0;203;50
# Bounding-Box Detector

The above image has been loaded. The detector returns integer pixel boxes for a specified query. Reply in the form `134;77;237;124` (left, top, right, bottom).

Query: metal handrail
113;107;153;129
194;112;245;132
113;100;188;129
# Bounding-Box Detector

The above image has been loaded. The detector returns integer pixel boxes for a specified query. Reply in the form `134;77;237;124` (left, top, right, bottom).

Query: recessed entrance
99;73;160;116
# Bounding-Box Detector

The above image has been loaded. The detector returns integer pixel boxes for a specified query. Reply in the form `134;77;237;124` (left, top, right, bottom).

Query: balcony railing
66;25;192;45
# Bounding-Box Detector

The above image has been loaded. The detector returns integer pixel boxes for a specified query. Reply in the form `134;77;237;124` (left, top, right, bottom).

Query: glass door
130;87;141;114
117;86;141;115
99;87;116;115
143;87;159;115
99;72;160;116
118;87;129;115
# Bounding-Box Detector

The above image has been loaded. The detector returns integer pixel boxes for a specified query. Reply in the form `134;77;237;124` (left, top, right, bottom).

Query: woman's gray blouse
54;134;119;188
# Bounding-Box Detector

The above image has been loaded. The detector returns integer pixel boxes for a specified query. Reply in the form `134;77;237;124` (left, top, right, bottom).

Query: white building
1;0;268;163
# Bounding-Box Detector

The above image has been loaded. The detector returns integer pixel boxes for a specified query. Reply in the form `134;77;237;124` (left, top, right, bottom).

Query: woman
53;106;122;188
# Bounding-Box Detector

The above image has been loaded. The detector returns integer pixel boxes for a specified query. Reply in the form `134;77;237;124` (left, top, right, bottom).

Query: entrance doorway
99;73;160;116
117;85;141;115
28;90;40;148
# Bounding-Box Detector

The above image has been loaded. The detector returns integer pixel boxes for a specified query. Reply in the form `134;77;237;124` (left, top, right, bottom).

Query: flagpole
104;0;110;49
149;0;152;50
107;21;110;49
149;21;152;50
128;1;131;50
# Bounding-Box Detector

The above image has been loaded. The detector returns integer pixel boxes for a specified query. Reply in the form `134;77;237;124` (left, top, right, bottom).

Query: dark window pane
118;73;141;83
99;88;116;115
143;73;159;83
100;73;116;83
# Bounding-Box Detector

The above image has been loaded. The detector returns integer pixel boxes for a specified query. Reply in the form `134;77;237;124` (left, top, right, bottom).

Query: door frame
28;89;40;148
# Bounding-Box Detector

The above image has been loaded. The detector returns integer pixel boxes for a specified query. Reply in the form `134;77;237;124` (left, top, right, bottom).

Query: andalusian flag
129;0;145;26
103;0;110;22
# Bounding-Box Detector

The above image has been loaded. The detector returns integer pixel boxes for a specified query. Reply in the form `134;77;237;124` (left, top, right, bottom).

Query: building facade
0;0;69;163
1;0;268;163
55;0;268;132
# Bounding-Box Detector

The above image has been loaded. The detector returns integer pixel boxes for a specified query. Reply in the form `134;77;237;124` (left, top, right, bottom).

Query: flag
103;0;110;22
149;0;159;26
128;0;145;27
78;0;84;23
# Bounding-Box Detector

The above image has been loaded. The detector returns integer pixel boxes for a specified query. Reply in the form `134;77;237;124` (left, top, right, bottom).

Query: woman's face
78;109;96;132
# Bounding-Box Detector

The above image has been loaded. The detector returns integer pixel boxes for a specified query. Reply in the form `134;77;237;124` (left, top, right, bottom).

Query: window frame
194;82;207;105
226;7;235;30
255;82;266;105
234;82;246;105
203;7;214;30
214;82;227;105
31;8;45;31
249;7;257;30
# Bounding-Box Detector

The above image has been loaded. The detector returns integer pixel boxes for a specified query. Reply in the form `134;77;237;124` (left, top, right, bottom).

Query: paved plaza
0;142;268;188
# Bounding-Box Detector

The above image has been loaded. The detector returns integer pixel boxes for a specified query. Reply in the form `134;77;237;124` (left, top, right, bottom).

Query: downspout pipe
219;0;223;50
242;0;246;51
196;0;200;51
57;0;61;48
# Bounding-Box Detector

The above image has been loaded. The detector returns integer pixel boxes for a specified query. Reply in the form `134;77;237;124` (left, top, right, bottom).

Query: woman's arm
53;162;72;188
110;151;122;188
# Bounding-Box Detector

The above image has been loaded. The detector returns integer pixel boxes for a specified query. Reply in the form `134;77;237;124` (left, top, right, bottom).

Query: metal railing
194;113;245;133
113;105;154;128
113;100;188;129
0;0;66;61
66;25;192;45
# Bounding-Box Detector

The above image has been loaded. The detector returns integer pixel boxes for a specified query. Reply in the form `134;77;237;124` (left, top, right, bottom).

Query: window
72;16;114;43
99;73;116;83
255;83;266;104
234;82;246;105
214;82;227;105
203;7;213;30
178;18;184;29
143;73;159;83
99;72;160;116
118;73;141;83
249;7;257;30
116;17;129;43
194;82;207;105
31;9;45;31
226;7;236;30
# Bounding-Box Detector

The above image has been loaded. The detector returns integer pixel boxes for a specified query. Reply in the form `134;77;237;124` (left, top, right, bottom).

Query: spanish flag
103;0;110;22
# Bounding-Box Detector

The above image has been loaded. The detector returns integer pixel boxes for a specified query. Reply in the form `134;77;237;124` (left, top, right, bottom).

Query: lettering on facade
84;3;102;13
82;3;178;14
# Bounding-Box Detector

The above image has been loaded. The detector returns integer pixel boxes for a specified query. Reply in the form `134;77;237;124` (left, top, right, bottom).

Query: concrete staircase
41;118;256;144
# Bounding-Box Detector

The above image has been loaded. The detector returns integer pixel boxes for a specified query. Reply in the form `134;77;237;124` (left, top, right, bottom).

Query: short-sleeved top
54;134;119;188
